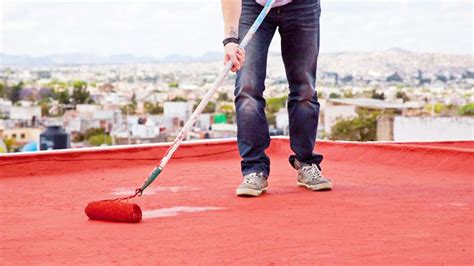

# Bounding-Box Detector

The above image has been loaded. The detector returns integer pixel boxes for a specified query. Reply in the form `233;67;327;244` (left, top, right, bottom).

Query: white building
163;102;193;121
131;119;160;139
76;104;99;113
0;99;12;118
393;116;474;141
10;106;41;121
63;105;122;133
324;98;423;136
211;123;237;138
196;114;212;131
275;108;289;134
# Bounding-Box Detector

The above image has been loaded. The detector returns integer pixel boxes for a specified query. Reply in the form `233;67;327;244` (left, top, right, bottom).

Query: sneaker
294;161;332;191
236;172;268;197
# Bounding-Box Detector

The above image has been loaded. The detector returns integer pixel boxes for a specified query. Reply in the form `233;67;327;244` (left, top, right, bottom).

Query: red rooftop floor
1;137;473;264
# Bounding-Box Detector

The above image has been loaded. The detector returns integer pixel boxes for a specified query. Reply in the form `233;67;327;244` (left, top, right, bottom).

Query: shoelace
244;173;263;185
300;164;323;181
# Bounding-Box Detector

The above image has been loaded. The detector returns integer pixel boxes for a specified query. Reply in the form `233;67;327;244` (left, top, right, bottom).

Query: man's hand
224;43;245;72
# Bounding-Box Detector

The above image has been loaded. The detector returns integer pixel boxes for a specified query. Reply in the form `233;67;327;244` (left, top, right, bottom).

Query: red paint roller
83;0;275;223
85;200;142;223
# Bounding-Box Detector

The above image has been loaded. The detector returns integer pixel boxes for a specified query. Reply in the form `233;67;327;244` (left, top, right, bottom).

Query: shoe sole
297;181;332;191
236;187;267;197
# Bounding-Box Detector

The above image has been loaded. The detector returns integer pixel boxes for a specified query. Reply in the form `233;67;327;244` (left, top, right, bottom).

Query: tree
218;92;229;101
83;128;106;140
47;80;68;89
317;91;324;99
72;87;91;104
343;91;354;98
441;104;459;116
40;102;50;117
2;138;14;153
424;103;444;115
171;96;187;102
371;90;385;100
219;104;234;112
9;82;23;103
266;96;288;114
20;88;38;102
56;90;71;104
121;103;137;115
144;102;163;114
193;100;216;113
69;80;92;104
330;109;379;141
88;134;112;146
168;81;179;88
71;80;87;90
329;92;340;99
396;91;410;102
458;103;474;116
39;88;53;101
266;113;276;126
82;128;112;146
0;82;4;98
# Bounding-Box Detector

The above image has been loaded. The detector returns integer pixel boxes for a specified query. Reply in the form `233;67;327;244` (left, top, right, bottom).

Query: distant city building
63;104;122;134
1;127;42;150
163;102;192;121
275;108;289;134
196;114;212;131
210;123;237;138
0;99;12;118
393;116;474;141
324;98;424;136
10;106;41;121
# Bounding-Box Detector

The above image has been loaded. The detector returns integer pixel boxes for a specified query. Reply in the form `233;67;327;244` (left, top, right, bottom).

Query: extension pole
136;0;276;195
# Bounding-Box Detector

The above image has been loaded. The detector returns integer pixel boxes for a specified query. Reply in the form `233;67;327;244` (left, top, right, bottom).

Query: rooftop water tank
40;126;70;150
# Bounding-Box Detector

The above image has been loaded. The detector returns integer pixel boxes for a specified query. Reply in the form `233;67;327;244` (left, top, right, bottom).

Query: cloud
1;1;472;56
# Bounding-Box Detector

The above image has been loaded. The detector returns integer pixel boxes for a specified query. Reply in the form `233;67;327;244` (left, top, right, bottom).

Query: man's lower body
234;0;331;196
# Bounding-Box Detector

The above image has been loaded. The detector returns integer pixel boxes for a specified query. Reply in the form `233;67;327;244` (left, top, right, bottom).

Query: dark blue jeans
235;0;323;177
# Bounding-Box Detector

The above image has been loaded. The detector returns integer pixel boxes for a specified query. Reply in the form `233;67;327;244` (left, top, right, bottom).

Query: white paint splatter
449;203;467;207
111;186;198;196
143;206;225;219
435;202;469;208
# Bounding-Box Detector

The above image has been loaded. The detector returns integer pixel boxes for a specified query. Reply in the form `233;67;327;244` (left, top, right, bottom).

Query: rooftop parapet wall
1;137;472;179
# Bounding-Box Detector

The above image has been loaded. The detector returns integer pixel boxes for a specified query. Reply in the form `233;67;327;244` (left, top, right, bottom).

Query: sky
1;0;473;57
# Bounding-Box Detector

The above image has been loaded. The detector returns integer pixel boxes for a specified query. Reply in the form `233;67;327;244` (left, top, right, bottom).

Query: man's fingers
230;53;239;64
236;53;244;67
237;52;244;61
230;53;241;69
237;48;245;64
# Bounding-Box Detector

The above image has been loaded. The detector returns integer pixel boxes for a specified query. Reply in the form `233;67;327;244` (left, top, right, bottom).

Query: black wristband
223;37;240;46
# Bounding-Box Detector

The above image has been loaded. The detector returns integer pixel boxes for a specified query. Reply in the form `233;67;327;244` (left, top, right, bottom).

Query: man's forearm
221;0;241;38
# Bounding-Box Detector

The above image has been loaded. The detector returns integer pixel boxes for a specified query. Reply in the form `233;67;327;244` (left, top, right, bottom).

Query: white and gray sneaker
236;172;268;197
295;161;332;191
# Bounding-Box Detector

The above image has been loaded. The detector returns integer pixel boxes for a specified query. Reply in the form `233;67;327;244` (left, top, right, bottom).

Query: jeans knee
288;83;316;102
234;80;266;120
236;96;259;115
235;74;263;96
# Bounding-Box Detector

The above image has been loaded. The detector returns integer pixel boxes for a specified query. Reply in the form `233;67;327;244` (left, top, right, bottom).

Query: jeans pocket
291;3;321;32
